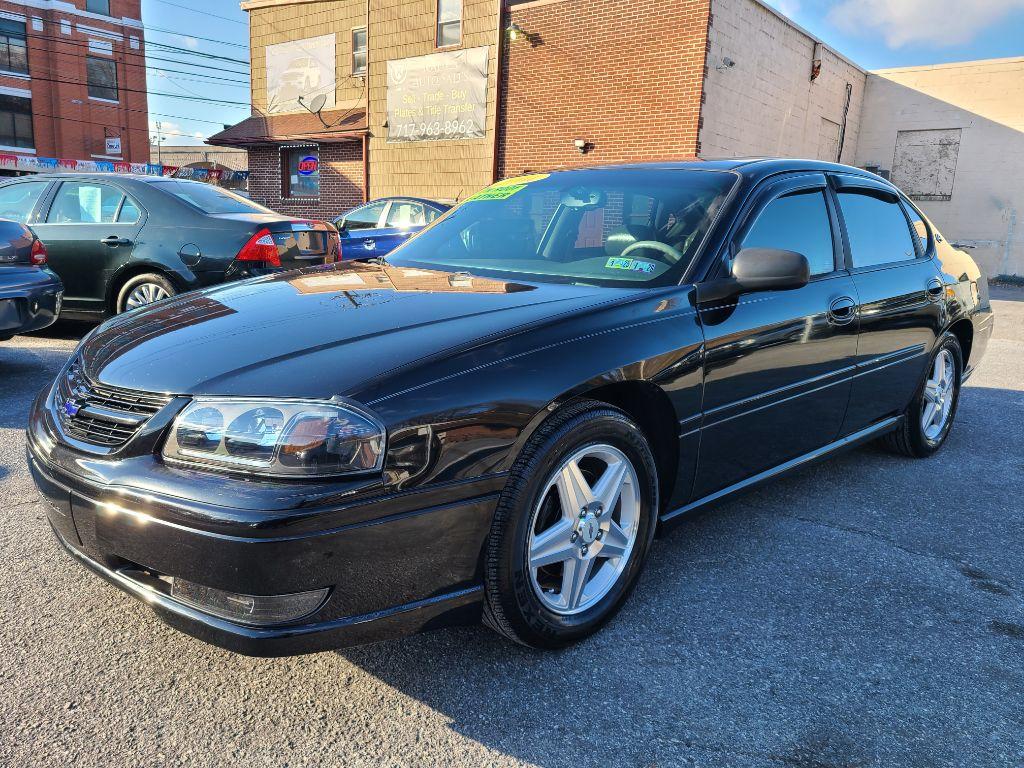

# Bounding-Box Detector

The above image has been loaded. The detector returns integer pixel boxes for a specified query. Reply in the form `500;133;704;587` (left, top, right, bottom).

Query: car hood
79;263;617;398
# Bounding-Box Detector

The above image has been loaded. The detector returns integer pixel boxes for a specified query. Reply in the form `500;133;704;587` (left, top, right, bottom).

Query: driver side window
342;201;386;231
740;189;836;276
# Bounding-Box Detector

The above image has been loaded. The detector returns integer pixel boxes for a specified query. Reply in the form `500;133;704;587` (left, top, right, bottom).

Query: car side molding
660;416;902;526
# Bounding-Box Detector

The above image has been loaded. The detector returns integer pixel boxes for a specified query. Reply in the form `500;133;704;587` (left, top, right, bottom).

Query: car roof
536;158;889;185
0;173;193;186
364;196;451;209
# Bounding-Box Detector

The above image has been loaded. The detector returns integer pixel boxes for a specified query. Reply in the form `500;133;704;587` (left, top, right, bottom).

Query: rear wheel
884;333;963;457
117;273;176;314
483;400;659;648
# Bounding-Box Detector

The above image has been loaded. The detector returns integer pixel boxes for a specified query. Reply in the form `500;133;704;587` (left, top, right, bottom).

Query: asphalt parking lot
2;288;1022;768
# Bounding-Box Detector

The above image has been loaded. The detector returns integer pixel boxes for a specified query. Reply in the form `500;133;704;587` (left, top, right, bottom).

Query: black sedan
27;159;993;655
0;174;340;319
0;218;62;341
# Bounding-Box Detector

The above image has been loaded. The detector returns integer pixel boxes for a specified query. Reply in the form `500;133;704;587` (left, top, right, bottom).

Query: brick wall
0;0;148;163
497;0;712;178
247;141;364;220
699;0;866;163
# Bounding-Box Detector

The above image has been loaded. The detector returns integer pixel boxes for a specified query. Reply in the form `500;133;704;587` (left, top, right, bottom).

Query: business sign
266;34;336;115
386;46;489;143
297;155;318;175
105;136;121;155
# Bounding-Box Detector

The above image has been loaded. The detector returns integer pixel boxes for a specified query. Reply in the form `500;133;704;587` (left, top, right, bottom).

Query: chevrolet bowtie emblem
63;399;82;417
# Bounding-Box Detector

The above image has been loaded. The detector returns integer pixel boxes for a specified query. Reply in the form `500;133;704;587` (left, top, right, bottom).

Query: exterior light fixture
574;138;588;154
507;23;526;42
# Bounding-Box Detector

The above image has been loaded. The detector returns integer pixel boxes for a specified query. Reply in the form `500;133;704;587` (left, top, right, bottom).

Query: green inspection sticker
605;257;657;274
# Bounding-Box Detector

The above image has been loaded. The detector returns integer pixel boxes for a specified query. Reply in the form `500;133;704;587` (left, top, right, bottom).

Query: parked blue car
333;197;450;260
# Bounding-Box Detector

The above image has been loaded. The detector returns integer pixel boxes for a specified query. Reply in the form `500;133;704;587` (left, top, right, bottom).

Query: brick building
0;0;148;168
210;0;865;218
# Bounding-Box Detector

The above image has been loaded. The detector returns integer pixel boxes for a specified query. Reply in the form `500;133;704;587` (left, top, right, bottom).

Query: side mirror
697;248;810;304
732;248;810;292
334;218;347;233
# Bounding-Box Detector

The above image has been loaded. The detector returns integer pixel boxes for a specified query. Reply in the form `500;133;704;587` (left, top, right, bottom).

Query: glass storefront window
284;147;319;198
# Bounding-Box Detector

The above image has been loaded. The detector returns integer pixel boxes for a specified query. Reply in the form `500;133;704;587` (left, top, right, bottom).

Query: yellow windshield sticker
467;173;550;201
469;184;527;201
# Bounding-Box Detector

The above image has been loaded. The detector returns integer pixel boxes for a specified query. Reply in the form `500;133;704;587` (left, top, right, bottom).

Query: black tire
483;399;659;649
116;273;177;314
883;332;963;458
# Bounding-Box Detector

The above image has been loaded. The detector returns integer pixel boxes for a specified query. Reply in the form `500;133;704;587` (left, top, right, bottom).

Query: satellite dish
309;93;327;114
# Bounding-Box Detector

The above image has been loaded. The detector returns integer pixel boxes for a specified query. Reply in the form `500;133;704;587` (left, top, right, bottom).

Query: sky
141;0;1024;148
142;0;251;148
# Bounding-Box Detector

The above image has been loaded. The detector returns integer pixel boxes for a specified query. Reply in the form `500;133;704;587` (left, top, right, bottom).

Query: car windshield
387;168;737;287
151;180;272;215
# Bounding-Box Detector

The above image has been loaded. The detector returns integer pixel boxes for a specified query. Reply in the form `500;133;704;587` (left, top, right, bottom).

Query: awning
207;109;367;148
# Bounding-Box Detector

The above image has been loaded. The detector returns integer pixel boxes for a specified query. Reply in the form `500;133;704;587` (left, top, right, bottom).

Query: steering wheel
619;240;685;265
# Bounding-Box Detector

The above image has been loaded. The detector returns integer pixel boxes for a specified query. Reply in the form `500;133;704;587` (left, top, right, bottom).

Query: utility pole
151;121;164;163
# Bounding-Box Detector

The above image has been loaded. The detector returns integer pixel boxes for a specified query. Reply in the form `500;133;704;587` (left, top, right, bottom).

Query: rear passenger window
837;191;917;268
47;182;124;224
741;190;836;275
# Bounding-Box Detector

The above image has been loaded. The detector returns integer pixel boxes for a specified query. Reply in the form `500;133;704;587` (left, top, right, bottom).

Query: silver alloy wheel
125;282;170;310
921;348;956;441
527;444;641;615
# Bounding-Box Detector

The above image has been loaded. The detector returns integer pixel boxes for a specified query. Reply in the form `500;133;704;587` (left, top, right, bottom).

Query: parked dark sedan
0;218;62;341
0;174;340;319
27;160;992;656
333;196;449;260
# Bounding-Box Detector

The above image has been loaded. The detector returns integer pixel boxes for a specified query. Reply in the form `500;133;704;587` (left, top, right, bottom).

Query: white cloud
828;0;1024;48
770;0;801;18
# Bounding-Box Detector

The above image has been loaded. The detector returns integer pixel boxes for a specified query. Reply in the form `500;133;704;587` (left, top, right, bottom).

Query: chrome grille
55;361;174;449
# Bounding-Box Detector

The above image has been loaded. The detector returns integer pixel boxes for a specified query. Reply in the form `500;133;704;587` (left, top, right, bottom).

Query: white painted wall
700;0;866;163
855;58;1024;278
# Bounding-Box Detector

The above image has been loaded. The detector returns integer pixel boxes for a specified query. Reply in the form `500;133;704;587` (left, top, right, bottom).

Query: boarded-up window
891;129;961;202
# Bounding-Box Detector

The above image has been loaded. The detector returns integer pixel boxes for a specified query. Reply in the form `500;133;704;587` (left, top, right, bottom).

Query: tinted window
47;182;124;223
343;201;386;230
385;201;425;228
902;202;930;256
741;190;835;275
838;191;917;268
387;169;737;288
0;181;47;223
152;181;272;214
0;94;33;149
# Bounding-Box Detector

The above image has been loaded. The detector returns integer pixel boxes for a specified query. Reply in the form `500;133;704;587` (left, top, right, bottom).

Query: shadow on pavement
338;385;1024;768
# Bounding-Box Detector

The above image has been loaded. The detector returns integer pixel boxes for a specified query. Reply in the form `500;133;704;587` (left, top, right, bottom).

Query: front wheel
483;400;659;649
884;332;963;457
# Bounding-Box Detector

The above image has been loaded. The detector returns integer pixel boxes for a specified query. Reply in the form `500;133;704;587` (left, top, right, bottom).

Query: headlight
163;398;385;478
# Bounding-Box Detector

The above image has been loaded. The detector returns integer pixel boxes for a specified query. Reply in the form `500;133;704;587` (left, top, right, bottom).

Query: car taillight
235;227;281;267
30;238;47;266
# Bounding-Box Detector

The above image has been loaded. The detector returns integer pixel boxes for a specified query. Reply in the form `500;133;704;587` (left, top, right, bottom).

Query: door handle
827;296;857;326
101;236;132;247
926;278;944;301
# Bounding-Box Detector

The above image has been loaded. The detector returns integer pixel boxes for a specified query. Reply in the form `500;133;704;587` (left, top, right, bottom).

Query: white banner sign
386;47;489;142
266;34;336;115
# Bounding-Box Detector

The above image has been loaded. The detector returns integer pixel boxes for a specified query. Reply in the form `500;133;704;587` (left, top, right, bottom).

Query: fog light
170;578;329;626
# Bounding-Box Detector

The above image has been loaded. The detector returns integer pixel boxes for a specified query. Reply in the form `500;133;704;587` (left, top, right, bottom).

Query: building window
87;56;118;101
437;0;462;48
283;147;319;198
0;95;34;149
0;20;28;75
352;28;367;76
86;0;111;16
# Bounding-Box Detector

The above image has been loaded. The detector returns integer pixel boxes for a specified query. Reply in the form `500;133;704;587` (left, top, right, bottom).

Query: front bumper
27;388;500;656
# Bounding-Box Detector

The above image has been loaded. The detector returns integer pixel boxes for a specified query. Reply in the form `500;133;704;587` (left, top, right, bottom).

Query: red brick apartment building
211;0;865;217
0;0;148;168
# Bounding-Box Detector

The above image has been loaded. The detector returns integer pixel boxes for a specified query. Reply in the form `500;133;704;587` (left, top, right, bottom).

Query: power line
149;0;249;26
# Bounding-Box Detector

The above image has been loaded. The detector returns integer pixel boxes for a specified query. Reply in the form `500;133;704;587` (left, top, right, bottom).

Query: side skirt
659;416;902;527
